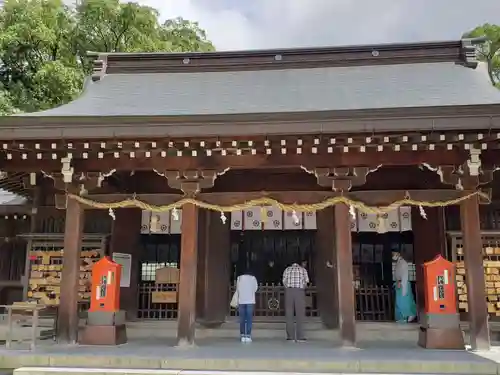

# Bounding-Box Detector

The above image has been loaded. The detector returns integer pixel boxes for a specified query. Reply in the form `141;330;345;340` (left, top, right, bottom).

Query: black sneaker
297;338;307;342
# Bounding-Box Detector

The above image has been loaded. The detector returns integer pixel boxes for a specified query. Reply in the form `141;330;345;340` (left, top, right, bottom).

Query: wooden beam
0;149;469;173
80;189;484;208
460;194;490;351
57;198;84;344
0;205;32;215
334;203;356;346
177;203;199;346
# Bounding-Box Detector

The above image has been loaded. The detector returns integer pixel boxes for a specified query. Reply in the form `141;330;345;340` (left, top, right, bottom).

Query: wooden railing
228;284;319;319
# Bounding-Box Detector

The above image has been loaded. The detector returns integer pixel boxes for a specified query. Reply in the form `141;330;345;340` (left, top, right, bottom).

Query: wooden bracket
314;167;369;191
432;164;494;190
164;169;220;196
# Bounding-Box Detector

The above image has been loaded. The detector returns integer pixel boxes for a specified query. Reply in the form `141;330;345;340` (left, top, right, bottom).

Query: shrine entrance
138;234;181;320
229;230;318;319
352;231;415;321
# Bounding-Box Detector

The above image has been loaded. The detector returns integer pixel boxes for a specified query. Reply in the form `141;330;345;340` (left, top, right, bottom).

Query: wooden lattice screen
20;233;107;307
448;231;500;320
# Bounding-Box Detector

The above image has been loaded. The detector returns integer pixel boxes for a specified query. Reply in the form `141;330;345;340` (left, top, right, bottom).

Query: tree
464;23;500;88
0;0;215;114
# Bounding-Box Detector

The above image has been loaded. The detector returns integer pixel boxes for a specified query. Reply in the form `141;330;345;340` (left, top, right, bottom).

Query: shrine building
0;37;499;350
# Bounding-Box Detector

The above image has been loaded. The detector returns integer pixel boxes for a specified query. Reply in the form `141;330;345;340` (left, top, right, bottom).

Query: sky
138;0;500;50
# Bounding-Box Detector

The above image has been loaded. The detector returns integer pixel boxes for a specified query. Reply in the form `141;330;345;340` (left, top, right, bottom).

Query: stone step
11;368;453;375
126;321;420;341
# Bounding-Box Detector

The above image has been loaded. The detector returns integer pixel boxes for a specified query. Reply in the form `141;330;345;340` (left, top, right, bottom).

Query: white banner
231;210;244;230
243;207;262;230
140;211;151;234
357;212;378;232
303;211;317;230
140;210;183;234
386;209;400;232
263;206;283;230
284;211;303;230
399;207;412;232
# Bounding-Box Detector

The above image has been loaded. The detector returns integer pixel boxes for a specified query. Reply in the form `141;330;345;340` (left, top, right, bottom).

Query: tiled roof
20;62;500;118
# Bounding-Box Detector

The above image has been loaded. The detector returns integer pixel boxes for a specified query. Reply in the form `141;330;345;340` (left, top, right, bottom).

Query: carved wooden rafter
313;167;370;191
421;148;495;204
164;169;221;196
49;172;103;193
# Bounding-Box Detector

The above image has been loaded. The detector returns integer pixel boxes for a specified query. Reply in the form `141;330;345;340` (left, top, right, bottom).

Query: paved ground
1;338;500;374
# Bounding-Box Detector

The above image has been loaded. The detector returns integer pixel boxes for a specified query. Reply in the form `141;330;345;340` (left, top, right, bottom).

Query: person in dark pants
282;260;309;342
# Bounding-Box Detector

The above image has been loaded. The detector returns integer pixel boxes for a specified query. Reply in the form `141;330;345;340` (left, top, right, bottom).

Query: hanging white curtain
263;206;283;230
243;207;262;230
231;210;244;230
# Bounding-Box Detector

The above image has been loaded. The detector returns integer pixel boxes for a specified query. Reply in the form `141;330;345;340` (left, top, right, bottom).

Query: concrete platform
11;369;488;375
1;338;500;374
127;321;420;343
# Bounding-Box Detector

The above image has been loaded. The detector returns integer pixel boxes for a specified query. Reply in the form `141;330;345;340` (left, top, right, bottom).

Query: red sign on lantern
422;255;457;315
89;257;122;313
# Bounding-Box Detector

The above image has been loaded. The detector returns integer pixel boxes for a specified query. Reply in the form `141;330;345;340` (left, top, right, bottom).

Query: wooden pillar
197;210;231;326
315;208;338;328
412;207;446;316
334;203;356;346
177;203;199;346
196;209;209;320
461;194;490;350
109;208;142;320
460;195;490;350
57;198;84;344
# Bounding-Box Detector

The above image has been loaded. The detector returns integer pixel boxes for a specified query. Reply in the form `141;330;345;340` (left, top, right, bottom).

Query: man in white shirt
282;261;309;341
236;271;258;342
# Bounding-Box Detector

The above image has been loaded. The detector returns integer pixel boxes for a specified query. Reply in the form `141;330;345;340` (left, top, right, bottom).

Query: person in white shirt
235;270;258;342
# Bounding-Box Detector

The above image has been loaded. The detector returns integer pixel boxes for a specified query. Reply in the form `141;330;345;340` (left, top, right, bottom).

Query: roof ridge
89;38;484;76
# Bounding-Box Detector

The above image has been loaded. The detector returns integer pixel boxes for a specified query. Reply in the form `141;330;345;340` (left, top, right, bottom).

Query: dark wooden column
109;208;142;320
315;208;338;328
196;209;209;320
197;210;231;327
412;207;446;316
177;203;199;346
57;198;84;344
334;203;356;346
460;194;490;351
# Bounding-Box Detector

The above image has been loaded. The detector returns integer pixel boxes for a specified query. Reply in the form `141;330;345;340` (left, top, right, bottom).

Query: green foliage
0;0;215;114
464;23;500;88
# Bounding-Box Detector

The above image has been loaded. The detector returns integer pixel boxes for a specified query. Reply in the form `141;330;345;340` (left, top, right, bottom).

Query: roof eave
0;103;500;140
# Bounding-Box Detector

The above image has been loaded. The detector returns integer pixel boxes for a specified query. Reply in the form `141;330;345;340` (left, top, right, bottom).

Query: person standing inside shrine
234;269;258;343
393;250;417;323
282;260;309;341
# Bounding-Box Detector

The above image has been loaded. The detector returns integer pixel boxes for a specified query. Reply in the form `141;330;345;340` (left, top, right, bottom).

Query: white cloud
141;0;500;50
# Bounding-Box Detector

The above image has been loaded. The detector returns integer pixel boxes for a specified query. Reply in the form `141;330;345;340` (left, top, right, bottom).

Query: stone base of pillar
79;324;127;345
418;313;464;349
418;327;464;349
79;311;127;345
